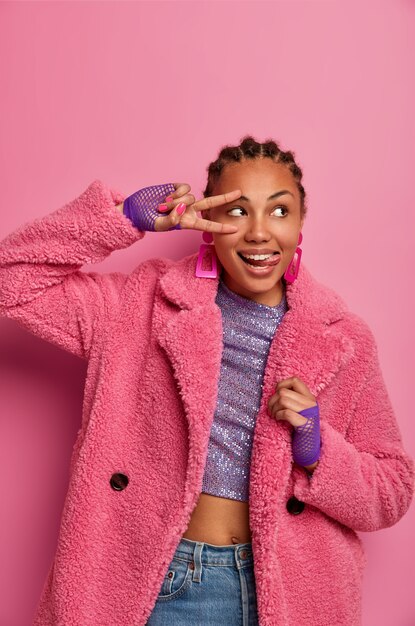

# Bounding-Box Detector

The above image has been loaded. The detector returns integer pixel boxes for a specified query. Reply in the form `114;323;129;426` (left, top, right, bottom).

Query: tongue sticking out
242;254;280;267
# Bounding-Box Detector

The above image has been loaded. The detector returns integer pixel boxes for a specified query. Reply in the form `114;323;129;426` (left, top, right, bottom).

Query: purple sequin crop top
201;275;289;501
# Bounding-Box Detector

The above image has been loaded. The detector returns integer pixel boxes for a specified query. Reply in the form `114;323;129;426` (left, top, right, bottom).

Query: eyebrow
238;190;294;202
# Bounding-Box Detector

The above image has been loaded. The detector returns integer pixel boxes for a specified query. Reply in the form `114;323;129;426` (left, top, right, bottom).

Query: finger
267;393;279;414
158;193;196;212
163;183;191;201
273;408;308;428
192;188;242;213
267;388;316;416
187;215;238;234
277;392;315;414
268;388;297;414
276;388;315;411
268;392;291;415
155;203;185;232
275;376;315;400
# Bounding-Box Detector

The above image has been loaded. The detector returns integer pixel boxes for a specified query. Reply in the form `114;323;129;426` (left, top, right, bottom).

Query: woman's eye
227;207;246;216
272;205;288;217
227;206;288;217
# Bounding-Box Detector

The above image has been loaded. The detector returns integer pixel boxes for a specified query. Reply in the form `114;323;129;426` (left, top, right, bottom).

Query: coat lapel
154;254;224;504
244;260;354;547
155;293;223;439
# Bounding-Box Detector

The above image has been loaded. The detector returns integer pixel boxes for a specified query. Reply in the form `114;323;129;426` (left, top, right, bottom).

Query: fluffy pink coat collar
159;251;348;324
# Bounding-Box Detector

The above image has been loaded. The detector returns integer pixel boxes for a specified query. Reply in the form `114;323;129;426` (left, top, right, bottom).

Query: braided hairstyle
203;135;308;220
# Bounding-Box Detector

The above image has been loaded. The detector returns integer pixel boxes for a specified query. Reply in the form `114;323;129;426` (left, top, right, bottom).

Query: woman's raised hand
155;182;241;234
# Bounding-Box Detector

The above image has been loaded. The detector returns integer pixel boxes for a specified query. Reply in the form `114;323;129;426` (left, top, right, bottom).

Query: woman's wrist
115;202;124;213
304;460;319;475
292;403;321;467
122;183;177;231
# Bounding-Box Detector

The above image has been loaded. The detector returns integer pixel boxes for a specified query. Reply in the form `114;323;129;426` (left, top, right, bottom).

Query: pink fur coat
1;179;414;626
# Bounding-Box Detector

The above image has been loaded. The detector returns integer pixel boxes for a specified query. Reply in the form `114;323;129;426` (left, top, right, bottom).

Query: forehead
216;158;296;195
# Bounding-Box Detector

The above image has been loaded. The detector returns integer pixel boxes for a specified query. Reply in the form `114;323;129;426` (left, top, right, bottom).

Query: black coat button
286;496;305;515
110;473;129;491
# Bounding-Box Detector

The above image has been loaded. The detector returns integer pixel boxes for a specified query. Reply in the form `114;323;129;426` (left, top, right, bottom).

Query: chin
246;278;281;292
232;272;282;291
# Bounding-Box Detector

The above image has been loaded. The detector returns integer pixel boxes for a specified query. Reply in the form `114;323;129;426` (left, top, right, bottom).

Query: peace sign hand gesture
120;182;241;234
155;182;241;234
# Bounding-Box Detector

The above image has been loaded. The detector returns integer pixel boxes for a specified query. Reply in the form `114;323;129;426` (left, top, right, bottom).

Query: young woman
1;136;413;626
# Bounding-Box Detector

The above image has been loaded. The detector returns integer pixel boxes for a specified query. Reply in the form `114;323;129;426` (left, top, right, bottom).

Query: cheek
213;234;240;258
277;230;300;249
209;210;227;224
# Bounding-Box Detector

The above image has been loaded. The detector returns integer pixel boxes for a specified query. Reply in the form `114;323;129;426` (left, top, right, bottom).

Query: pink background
1;1;414;624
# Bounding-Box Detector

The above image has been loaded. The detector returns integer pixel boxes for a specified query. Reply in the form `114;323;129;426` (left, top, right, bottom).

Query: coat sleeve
291;321;415;532
0;179;144;360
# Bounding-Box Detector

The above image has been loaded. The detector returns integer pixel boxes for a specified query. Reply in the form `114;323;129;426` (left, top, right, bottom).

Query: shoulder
301;265;376;341
325;300;379;374
300;265;379;366
131;255;173;278
338;310;379;360
126;254;181;293
295;263;350;324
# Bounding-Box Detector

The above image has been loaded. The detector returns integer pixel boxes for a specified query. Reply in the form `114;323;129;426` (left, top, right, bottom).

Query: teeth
241;253;275;260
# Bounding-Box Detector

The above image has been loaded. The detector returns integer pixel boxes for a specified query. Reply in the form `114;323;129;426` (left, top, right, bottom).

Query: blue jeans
146;537;259;625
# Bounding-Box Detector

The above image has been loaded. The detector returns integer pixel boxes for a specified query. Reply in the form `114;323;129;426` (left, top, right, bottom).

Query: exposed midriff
182;492;252;546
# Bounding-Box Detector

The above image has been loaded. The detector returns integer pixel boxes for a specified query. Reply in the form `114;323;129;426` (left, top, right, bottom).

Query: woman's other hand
267;376;317;427
267;376;320;471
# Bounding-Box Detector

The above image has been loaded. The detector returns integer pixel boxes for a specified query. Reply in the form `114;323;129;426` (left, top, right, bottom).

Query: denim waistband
174;537;254;568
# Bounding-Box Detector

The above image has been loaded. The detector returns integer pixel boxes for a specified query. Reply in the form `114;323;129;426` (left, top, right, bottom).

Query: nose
244;215;272;242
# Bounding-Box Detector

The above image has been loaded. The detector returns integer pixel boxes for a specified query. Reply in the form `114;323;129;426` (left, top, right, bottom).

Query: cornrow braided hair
203;135;308;219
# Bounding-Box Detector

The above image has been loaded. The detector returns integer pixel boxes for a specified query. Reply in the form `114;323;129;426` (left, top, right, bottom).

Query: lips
238;252;281;267
238;248;280;256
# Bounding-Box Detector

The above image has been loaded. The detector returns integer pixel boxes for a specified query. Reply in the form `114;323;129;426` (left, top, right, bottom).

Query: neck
220;270;285;308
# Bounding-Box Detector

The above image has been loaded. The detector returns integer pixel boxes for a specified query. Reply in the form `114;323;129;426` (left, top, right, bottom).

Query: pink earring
195;231;218;278
283;232;303;284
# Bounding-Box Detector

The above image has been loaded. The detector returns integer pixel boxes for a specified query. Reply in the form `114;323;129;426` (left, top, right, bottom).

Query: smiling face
201;157;305;307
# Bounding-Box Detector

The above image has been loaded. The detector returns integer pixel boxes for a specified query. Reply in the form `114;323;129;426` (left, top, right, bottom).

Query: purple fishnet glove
292;403;321;467
123;183;181;232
